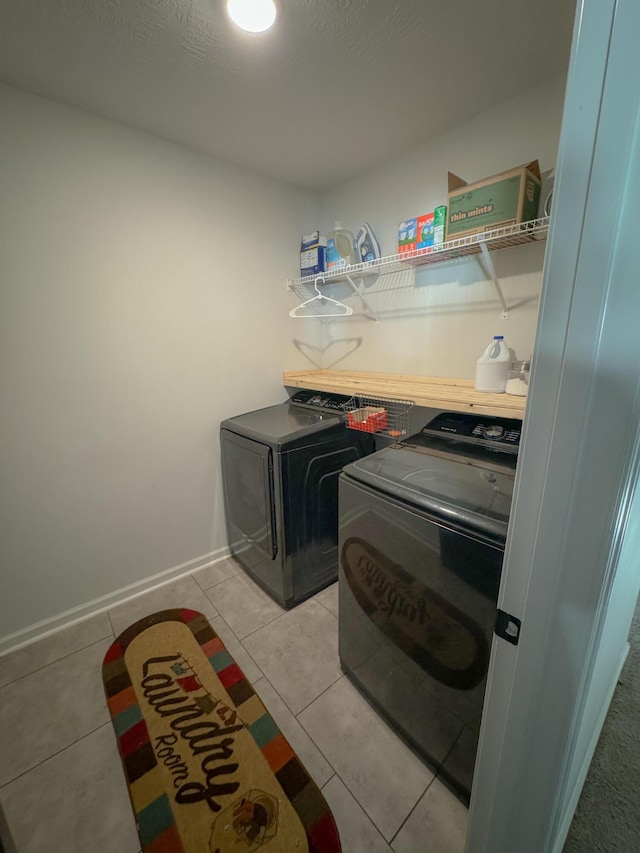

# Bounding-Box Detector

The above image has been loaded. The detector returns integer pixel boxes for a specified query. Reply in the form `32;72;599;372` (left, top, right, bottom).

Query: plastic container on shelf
475;335;510;393
505;359;531;396
326;221;357;270
347;406;388;433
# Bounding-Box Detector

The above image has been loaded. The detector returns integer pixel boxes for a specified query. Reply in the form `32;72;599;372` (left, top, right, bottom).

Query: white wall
0;84;319;647
312;77;566;378
0;76;565;647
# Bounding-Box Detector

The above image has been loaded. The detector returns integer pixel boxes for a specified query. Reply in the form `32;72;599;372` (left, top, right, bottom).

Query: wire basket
345;395;414;439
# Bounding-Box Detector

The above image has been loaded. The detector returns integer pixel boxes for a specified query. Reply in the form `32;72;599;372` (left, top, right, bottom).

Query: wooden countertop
283;369;526;419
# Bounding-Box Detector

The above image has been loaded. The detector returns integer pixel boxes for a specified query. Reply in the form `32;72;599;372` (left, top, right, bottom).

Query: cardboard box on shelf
398;218;418;254
433;205;447;247
416;213;434;252
300;231;326;277
446;160;541;241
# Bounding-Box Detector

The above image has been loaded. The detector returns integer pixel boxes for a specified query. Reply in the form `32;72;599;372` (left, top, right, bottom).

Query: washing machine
220;390;374;609
338;410;521;801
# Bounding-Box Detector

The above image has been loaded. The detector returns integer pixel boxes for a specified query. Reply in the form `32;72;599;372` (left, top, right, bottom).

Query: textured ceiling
0;0;576;190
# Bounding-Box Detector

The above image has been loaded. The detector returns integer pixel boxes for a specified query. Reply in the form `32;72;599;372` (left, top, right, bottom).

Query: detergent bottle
475;335;510;393
326;221;357;271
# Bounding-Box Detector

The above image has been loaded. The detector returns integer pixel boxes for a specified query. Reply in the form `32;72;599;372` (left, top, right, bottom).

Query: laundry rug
103;609;341;853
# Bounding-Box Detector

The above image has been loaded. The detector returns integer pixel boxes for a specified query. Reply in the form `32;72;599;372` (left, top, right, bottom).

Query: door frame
467;0;640;850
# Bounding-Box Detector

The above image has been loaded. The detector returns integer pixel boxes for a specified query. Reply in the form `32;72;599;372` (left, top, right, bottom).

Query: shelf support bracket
478;241;509;319
345;274;381;325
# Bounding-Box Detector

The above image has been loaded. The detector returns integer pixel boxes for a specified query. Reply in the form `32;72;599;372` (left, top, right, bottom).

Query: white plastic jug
326;221;357;269
475;335;510;393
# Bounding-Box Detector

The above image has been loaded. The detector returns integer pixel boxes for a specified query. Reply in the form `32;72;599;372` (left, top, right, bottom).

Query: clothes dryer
221;390;374;609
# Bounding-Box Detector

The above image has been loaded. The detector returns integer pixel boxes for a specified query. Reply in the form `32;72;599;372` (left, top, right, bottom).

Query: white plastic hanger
289;277;353;318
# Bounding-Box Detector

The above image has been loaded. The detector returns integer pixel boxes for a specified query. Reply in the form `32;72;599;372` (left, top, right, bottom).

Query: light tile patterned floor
0;558;468;852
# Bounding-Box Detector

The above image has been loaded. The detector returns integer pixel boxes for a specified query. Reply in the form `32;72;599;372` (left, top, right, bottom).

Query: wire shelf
344;395;414;439
287;216;550;289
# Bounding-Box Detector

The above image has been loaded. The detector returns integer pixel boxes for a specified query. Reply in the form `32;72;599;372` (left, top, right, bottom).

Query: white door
467;0;640;850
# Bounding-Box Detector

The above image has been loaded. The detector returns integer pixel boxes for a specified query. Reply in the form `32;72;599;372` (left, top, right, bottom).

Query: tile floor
0;558;468;853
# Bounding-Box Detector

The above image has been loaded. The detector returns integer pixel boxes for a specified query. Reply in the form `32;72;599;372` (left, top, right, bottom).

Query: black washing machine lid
220;403;342;450
342;445;514;542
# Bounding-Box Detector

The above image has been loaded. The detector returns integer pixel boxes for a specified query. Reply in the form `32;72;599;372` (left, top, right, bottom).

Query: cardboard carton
433;205;447;247
446;161;541;240
398;218;418;254
300;231;326;276
416;213;434;252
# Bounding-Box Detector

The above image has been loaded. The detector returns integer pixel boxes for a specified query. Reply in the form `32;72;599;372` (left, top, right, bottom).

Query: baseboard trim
551;640;630;853
0;546;231;655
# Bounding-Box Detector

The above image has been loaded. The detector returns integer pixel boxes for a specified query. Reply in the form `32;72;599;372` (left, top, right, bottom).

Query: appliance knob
484;425;505;440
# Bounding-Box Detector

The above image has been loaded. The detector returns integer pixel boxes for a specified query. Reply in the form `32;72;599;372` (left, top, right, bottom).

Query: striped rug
103;608;341;852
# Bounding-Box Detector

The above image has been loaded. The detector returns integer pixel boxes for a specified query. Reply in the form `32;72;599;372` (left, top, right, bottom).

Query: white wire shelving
286;216;550;321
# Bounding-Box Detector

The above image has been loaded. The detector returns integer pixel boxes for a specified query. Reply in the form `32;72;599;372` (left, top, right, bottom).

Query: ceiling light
226;0;277;33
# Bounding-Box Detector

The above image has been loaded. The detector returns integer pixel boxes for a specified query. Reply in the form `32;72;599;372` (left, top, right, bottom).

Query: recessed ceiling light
226;0;277;33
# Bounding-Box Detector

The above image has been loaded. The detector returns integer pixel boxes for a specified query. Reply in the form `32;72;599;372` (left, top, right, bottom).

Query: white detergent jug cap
493;335;504;340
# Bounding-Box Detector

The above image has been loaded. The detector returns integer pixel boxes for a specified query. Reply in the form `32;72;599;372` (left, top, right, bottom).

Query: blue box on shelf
300;231;327;277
